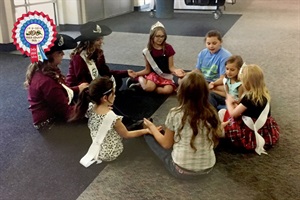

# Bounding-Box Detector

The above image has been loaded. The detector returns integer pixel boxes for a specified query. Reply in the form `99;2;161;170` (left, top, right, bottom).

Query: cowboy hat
47;34;77;54
75;21;112;42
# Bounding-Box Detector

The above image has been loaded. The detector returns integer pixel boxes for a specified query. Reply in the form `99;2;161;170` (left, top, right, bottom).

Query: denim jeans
144;134;212;180
209;92;226;110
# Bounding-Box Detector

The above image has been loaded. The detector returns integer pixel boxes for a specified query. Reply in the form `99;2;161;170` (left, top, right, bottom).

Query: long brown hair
69;77;114;122
24;53;65;88
147;26;167;52
71;40;103;63
175;71;222;151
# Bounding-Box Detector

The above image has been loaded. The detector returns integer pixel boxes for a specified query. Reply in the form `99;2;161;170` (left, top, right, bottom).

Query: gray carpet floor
1;0;299;199
76;0;300;200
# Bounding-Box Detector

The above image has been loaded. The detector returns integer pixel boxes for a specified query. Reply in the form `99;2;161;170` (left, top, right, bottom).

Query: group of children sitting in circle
22;20;280;179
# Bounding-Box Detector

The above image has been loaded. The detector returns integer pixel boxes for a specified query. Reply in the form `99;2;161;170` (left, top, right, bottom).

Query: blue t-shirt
195;47;231;82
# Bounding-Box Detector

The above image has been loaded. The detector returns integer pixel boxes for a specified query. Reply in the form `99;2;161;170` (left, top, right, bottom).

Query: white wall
0;0;14;43
57;0;82;24
134;0;152;7
0;0;135;43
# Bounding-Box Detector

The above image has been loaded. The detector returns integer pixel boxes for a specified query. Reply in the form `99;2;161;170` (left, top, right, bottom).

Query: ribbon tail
30;44;39;63
38;45;47;61
254;128;267;155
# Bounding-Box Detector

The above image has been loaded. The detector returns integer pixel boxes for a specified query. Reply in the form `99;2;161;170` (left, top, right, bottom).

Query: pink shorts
144;72;176;89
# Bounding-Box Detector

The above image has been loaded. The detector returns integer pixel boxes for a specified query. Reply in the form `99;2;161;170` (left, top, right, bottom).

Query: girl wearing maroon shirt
24;34;88;130
66;21;136;92
128;21;185;95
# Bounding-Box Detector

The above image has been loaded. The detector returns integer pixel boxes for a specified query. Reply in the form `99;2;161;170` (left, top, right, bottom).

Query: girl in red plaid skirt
218;64;280;152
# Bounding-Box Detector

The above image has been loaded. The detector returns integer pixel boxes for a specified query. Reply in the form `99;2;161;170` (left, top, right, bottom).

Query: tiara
151;21;164;31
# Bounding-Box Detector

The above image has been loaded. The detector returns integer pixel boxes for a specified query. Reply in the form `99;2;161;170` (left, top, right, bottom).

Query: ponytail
68;88;91;122
69;77;114;122
24;63;39;88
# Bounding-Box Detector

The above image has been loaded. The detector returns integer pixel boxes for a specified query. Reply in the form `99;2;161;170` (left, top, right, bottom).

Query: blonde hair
240;64;271;105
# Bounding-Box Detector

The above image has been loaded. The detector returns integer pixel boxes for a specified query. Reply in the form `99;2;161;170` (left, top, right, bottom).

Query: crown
151;21;165;31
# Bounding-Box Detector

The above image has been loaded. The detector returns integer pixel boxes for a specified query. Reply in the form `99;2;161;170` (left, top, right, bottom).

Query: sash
80;51;98;80
80;110;117;168
242;102;270;155
80;50;116;87
142;48;173;80
61;83;74;105
223;77;228;93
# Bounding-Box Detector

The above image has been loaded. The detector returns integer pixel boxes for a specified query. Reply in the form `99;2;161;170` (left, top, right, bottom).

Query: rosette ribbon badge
12;11;57;63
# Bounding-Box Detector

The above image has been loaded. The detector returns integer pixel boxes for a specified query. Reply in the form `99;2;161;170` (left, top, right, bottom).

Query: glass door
13;0;59;25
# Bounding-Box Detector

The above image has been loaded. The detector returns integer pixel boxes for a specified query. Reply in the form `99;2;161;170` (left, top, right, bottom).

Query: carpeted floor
95;11;241;37
0;53;168;200
1;0;300;199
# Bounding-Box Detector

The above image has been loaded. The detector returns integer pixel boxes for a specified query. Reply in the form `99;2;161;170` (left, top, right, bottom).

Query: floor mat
95;11;241;37
0;53;168;200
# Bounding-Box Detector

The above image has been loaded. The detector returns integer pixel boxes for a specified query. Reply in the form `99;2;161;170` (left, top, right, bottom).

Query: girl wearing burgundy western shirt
24;34;88;130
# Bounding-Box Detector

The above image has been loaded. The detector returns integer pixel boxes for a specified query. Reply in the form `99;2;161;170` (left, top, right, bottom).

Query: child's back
87;105;124;161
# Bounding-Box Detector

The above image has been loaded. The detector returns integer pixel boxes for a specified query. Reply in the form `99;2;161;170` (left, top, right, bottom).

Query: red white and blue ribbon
12;11;57;63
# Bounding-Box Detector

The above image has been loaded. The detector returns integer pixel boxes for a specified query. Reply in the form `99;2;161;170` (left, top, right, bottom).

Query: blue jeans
144;134;212;180
209;92;226;110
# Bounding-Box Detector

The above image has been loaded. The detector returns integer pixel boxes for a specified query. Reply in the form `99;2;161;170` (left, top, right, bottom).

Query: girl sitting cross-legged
69;77;158;167
143;71;227;179
218;64;280;154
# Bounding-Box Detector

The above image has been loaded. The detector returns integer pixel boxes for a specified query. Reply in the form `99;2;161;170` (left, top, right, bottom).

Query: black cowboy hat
47;34;77;54
75;21;112;42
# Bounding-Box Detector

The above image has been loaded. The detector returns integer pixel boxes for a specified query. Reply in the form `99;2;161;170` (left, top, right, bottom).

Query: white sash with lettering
80;51;98;80
242;102;269;155
80;110;116;168
80;51;116;87
142;48;173;80
61;83;74;105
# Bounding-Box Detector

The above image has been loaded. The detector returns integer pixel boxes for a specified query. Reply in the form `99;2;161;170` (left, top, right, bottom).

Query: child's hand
78;82;89;93
173;69;185;78
128;70;137;78
143;118;155;128
143;118;163;135
208;82;214;89
157;125;163;132
222;120;230;128
146;125;163;135
226;94;235;103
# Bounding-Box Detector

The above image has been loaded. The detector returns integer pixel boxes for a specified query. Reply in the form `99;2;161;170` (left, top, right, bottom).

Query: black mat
0;53;168;200
96;11;241;37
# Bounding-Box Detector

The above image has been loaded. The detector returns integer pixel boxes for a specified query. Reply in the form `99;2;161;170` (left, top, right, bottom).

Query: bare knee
156;85;174;95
